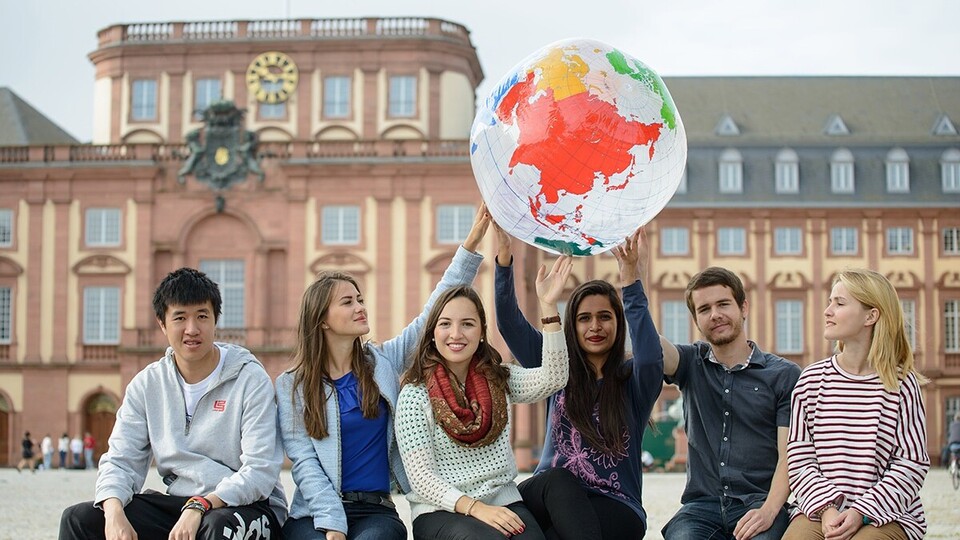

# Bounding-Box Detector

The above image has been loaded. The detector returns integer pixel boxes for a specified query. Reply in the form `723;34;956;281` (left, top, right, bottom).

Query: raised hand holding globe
470;38;687;256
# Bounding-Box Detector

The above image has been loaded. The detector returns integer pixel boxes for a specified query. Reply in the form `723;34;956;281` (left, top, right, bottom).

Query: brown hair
290;271;381;439
684;266;747;316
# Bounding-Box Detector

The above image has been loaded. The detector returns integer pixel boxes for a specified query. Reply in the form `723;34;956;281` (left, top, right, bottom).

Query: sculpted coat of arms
178;100;265;191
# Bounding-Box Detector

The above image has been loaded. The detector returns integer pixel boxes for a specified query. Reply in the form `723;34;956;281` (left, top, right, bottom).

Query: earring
480;338;484;343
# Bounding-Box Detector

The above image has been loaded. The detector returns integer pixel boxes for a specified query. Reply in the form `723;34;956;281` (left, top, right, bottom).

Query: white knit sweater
395;330;568;521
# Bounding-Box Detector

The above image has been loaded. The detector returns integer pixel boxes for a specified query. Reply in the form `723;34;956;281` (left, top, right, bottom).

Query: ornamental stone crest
177;101;265;203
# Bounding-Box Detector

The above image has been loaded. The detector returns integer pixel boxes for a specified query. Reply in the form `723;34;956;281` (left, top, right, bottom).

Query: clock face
246;51;299;104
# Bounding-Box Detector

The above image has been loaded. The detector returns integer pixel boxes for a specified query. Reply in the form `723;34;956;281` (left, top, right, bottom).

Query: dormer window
714;115;740;136
719;148;743;193
885;148;910;193
830;148;855;193
941;148;960;193
775;148;799;194
823;114;850;136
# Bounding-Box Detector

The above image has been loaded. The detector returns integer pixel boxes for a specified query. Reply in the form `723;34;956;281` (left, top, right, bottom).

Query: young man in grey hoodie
60;267;287;540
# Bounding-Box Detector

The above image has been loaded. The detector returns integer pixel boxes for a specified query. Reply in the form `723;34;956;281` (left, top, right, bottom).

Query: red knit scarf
427;358;507;448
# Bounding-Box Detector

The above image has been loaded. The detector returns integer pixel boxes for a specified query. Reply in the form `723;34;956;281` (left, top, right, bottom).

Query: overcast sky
1;0;957;142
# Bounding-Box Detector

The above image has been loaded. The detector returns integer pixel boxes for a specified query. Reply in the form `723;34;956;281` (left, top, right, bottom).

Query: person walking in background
69;434;82;469
275;207;488;540
17;431;37;473
948;412;960;466
58;433;69;469
41;433;54;471
784;269;928;540
82;432;95;469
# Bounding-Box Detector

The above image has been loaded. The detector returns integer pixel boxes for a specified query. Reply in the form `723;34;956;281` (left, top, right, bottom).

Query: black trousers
59;492;281;540
518;467;646;540
412;501;544;540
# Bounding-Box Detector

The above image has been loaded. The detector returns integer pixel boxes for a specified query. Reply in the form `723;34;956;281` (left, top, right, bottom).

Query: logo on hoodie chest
213;400;226;412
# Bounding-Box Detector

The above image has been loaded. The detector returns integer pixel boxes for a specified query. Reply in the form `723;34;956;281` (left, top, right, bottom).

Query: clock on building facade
245;51;299;104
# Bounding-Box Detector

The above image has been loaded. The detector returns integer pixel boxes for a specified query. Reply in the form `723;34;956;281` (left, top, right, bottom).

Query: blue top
335;372;390;493
494;262;663;525
667;341;800;509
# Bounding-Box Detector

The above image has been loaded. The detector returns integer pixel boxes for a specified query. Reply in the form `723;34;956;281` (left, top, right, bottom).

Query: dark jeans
282;501;405;540
662;496;789;540
59;492;281;540
518;467;646;540
412;501;544;540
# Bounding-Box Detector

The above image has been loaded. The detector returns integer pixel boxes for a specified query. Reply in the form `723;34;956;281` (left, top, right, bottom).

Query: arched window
941;148;960;193
719;148;743;193
775;148;799;194
830;148;854;193
885;147;910;193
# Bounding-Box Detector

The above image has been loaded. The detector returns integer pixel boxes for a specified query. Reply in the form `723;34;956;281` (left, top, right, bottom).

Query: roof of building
0;87;79;146
662;76;960;145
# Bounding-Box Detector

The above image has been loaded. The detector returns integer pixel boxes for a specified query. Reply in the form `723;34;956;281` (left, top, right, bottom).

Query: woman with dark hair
494;227;663;539
275;207;490;540
395;256;572;540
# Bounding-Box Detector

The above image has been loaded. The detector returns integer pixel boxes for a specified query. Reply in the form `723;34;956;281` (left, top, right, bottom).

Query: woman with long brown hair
395;257;572;540
276;207;490;540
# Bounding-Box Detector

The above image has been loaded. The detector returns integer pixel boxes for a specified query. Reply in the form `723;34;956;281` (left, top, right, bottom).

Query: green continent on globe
605;49;678;131
534;236;600;257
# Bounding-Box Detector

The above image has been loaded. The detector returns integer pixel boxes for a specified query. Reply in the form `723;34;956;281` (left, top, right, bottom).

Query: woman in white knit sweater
395;257;572;540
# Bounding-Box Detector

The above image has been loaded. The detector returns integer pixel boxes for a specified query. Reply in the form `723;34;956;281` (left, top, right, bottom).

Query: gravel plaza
1;467;957;539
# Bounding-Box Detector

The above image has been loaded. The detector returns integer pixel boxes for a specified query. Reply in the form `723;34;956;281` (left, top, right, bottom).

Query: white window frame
321;205;361;245
199;260;245;329
131;79;157;121
887;227;914;255
194;78;222;120
830;148;855;193
83;286;120;344
943;149;960;193
660;227;689;255
900;299;916;350
775;300;803;354
830;227;858;255
717;227;746;255
85;208;122;247
885;148;910;193
323;76;351;118
0;286;11;344
0;209;12;247
942;227;960;255
774;227;802;255
436;205;474;244
389;75;417;118
718;149;743;193
946;300;960;353
775;149;799;194
661;300;689;344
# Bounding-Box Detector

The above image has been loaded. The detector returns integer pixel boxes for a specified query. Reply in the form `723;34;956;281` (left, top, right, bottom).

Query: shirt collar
706;340;759;371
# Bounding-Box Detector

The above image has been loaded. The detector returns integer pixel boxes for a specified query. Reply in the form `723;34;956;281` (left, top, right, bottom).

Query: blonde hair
834;268;925;391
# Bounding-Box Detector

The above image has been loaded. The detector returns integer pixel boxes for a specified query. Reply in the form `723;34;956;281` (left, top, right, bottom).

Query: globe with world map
470;38;687;256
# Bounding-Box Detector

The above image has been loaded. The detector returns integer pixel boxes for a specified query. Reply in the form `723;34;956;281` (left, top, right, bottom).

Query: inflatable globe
470;38;687;256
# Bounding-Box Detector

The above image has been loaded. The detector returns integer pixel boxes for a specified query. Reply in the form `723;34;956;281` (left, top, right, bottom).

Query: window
661;301;689;344
389;75;416;117
676;167;687;194
85;208;122;247
321;205;360;245
0;209;11;247
0;286;10;344
83;287;120;344
900;299;916;349
436;205;474;244
199;260;245;328
887;227;914;255
885;148;910;193
718;148;743;193
830;148;854;193
131;79;157;121
775;149;799;193
774;227;802;255
830;227;858;255
717;227;746;255
323;76;351;118
194;78;222;120
259;101;286;119
775;300;803;354
942;149;960;193
946;300;960;353
944;227;960;255
661;227;689;255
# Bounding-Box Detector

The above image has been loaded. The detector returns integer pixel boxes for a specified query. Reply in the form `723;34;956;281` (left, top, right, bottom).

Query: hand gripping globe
470;38;687;256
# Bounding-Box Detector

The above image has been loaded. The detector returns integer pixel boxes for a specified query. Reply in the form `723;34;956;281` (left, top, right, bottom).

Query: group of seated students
60;206;929;540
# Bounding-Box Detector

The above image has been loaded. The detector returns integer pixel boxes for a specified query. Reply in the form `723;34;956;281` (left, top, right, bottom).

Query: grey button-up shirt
667;341;800;509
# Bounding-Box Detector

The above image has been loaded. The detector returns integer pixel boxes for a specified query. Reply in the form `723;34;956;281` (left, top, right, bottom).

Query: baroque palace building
0;16;958;468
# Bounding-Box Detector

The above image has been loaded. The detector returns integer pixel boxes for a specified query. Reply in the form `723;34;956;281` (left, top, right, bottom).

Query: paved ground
1;467;956;539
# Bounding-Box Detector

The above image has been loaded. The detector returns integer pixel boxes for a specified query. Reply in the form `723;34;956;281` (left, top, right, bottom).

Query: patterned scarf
427;358;507;448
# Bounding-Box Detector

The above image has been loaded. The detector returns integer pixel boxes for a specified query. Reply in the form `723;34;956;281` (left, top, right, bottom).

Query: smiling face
574;294;618;365
432;296;483;377
159;301;218;370
322;280;370;338
824;281;876;342
691;284;747;347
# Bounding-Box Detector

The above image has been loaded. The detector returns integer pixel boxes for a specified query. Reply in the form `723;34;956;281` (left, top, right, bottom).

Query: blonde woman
785;269;929;540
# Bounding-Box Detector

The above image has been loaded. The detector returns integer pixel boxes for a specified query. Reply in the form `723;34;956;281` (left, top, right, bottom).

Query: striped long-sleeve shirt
787;356;928;540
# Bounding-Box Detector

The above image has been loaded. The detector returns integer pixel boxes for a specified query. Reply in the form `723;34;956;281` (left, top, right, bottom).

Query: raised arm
493;221;543;367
